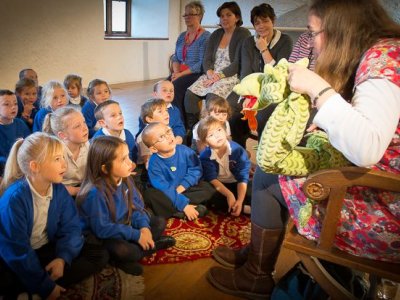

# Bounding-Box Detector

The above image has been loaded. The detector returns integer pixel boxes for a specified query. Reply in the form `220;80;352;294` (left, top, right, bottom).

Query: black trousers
144;181;216;218
102;216;166;265
0;241;109;298
251;167;288;229
209;181;252;213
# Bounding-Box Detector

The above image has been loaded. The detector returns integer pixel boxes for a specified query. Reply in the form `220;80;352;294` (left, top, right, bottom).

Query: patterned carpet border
59;266;144;299
141;211;251;265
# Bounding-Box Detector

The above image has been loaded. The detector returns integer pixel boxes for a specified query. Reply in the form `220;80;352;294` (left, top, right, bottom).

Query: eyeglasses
182;13;199;18
307;29;324;40
151;128;173;146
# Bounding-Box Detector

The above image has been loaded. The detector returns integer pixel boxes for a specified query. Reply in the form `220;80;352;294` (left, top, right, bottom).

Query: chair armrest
302;167;400;250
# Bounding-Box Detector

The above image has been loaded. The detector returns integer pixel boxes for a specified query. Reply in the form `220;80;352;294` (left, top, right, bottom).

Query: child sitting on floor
64;74;88;107
32;81;69;132
15;78;38;130
137;80;185;144
0;133;108;299
77;136;175;276
192;96;232;153
92;100;138;165
42;106;90;196
0;90;30;176
198;116;251;216
82;79;111;137
141;122;215;220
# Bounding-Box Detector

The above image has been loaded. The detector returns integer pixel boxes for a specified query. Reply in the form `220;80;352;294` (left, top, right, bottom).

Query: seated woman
184;1;251;130
228;3;293;147
170;1;210;127
207;0;400;298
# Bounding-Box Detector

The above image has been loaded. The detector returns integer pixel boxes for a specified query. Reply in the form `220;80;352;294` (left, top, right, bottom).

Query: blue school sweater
0;178;84;298
200;141;251;183
148;144;202;211
92;128;138;163
0;119;31;171
32;107;51;132
79;180;150;242
136;104;186;138
81;100;97;138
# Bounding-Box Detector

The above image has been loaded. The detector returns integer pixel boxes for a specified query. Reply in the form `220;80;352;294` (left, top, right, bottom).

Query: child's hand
47;284;66;300
139;227;154;250
226;193;236;213
176;185;186;194
45;258;65;281
231;200;243;216
183;204;199;221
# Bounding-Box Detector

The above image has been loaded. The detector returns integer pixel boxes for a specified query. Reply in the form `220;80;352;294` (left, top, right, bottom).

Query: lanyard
182;28;202;63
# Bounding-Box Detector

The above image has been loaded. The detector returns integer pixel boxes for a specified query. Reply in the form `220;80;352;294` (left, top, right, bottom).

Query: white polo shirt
27;178;53;250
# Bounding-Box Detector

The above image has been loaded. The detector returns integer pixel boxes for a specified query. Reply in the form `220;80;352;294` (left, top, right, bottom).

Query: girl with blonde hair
0;133;108;299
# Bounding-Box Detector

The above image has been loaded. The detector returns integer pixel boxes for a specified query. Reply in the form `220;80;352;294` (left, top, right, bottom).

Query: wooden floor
111;80;299;299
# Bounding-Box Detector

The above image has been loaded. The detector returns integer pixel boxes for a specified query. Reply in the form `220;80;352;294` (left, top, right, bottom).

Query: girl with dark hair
77;136;175;276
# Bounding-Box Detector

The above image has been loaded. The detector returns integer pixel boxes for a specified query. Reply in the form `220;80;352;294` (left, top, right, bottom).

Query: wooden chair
282;167;400;299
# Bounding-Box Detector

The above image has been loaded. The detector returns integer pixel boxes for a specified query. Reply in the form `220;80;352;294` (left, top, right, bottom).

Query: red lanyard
182;28;202;63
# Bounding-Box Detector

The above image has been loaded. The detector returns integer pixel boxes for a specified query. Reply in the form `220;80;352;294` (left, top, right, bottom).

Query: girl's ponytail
0;139;25;194
42;113;54;135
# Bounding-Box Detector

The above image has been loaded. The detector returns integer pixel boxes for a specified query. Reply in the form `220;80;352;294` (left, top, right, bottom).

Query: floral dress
279;38;400;262
188;46;239;99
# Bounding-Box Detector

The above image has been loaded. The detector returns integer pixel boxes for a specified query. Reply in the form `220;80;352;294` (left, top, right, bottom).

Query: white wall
0;0;182;90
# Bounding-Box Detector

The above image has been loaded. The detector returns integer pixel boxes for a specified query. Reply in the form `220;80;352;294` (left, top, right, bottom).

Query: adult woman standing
208;0;400;298
170;1;210;126
228;3;293;147
184;1;250;130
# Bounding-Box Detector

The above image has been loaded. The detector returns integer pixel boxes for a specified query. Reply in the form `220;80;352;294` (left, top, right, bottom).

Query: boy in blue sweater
0;90;30;176
142;122;214;220
92;100;138;164
137;80;185;144
198;116;251;216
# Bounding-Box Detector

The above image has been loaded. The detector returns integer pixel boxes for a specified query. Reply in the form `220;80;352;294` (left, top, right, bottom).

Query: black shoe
155;235;176;250
115;261;143;276
195;204;208;218
172;211;186;219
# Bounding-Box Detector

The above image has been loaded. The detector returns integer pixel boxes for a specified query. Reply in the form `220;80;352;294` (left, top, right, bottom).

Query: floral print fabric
189;47;239;99
279;38;400;262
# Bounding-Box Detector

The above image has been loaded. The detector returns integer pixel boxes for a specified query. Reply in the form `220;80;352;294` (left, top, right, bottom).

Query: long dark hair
77;136;141;223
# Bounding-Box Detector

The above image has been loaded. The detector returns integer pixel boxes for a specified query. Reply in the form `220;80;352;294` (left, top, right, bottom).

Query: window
104;0;131;37
103;0;169;39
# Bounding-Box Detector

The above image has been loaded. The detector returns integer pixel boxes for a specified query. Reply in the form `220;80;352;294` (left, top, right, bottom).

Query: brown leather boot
207;223;284;299
212;245;249;268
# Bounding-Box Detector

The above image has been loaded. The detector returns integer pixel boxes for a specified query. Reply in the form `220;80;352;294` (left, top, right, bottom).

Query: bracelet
219;72;225;79
313;87;333;107
260;48;268;54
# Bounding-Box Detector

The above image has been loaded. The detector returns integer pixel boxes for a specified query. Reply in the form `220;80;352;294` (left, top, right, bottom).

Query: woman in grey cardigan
184;1;251;130
228;3;293;147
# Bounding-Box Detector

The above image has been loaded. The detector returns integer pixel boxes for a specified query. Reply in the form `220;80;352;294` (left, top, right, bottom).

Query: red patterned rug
59;266;144;299
141;210;251;265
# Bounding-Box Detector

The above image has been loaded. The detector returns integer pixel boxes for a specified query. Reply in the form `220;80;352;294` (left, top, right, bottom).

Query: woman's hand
171;71;183;82
139;227;155;250
288;64;331;99
255;36;268;52
206;69;215;80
